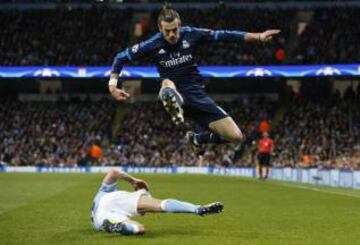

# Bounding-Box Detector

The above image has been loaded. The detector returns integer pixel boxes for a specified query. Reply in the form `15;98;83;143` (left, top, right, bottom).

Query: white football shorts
92;183;149;230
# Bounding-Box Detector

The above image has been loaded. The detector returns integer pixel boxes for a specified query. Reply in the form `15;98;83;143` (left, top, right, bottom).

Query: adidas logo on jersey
182;40;190;49
158;49;166;54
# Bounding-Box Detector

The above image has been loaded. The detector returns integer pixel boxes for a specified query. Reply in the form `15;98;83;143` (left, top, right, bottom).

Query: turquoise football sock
161;199;200;213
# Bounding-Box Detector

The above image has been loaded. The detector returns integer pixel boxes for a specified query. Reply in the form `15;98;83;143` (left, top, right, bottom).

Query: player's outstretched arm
244;29;281;42
108;73;130;101
108;47;133;101
103;169;149;191
194;27;280;44
109;34;160;101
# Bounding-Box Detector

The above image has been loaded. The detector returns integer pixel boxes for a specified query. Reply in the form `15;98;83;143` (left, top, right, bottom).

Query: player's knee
227;129;244;143
161;79;175;88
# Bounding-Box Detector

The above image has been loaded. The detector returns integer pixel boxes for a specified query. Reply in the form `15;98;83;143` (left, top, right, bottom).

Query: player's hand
260;29;280;42
132;178;150;191
109;85;130;101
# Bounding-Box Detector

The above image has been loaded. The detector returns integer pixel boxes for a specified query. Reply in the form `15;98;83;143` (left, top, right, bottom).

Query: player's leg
159;79;184;125
257;165;263;180
264;153;271;179
185;94;244;147
232;134;255;163
100;189;146;235
186;100;242;157
187;116;244;151
103;219;145;235
137;195;223;216
208;117;244;144
265;166;270;179
257;154;264;180
137;195;163;213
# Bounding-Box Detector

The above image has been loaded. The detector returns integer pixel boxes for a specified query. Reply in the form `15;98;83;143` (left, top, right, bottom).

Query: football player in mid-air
91;169;223;235
108;4;280;156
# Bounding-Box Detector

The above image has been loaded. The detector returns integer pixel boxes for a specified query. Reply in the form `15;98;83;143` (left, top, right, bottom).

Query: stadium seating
0;8;131;65
0;98;116;166
293;7;360;64
273;90;360;169
1;92;359;169
1;3;359;169
1;6;359;65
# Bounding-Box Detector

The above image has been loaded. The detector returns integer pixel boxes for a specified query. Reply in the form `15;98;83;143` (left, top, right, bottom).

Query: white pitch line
274;182;360;199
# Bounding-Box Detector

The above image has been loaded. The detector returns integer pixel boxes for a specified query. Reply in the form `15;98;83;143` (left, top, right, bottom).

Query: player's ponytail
158;3;181;25
162;3;173;11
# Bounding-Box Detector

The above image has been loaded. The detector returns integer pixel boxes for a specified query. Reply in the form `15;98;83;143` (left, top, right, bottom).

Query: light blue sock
161;199;200;213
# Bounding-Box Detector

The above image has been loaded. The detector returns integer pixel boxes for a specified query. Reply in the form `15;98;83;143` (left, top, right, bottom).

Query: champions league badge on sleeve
182;40;190;49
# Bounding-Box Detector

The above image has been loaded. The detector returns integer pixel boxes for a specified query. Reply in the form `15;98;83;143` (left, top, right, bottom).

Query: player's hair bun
158;2;180;24
163;3;173;11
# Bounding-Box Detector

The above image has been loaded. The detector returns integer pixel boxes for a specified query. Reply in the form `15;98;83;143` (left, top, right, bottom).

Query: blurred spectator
259;119;270;133
89;141;103;164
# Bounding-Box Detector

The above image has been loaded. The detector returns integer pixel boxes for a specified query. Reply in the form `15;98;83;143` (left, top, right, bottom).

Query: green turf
1;173;360;245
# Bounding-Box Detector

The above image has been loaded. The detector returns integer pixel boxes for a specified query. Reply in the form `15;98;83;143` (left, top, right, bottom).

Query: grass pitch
1;173;360;245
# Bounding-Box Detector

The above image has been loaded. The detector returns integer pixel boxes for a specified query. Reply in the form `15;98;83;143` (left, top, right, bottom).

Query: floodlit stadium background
1;0;359;171
1;1;360;245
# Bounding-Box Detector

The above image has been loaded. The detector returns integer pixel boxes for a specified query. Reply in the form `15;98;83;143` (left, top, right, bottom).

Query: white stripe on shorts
217;106;228;116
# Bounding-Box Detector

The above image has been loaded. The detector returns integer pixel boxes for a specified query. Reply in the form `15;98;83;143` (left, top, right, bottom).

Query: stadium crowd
0;8;131;66
0;98;116;166
1;88;359;169
1;3;359;169
110;98;276;167
1;6;359;66
273;88;360;170
293;7;360;64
